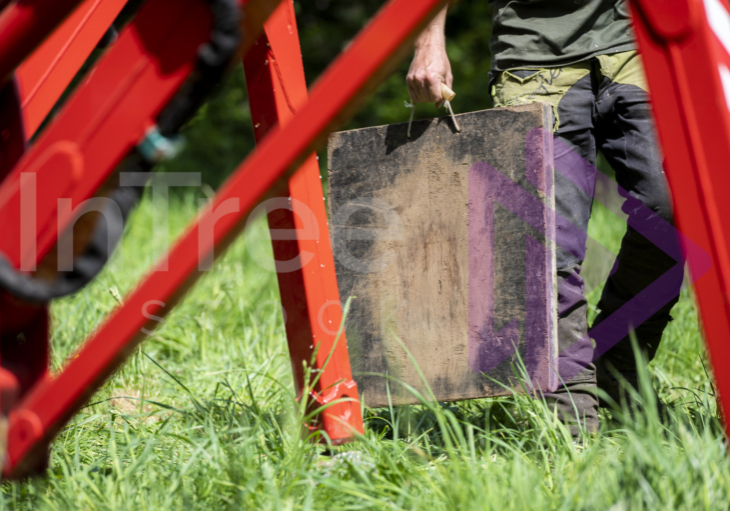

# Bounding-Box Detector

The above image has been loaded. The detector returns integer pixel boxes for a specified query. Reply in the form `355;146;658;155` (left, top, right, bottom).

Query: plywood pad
328;104;558;407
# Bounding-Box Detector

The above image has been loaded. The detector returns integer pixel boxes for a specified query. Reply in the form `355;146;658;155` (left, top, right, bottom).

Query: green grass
1;189;725;510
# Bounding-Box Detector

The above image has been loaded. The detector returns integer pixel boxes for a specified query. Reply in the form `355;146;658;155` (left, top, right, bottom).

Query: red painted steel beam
0;0;278;273
15;0;129;139
0;0;280;477
243;1;363;440
0;0;213;272
0;0;85;82
629;0;730;433
0;0;212;478
3;0;448;477
10;0;282;141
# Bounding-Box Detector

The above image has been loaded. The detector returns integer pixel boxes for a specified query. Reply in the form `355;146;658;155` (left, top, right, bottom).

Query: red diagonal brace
15;0;130;139
0;0;278;272
0;0;86;82
3;0;448;477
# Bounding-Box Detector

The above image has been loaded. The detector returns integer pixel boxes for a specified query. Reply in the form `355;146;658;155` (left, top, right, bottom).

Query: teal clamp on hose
137;125;185;163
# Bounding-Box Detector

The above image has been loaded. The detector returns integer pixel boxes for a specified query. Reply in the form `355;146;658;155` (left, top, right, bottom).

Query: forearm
407;4;452;105
414;5;447;52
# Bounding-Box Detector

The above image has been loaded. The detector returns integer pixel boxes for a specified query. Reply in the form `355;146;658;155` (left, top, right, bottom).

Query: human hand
406;27;452;108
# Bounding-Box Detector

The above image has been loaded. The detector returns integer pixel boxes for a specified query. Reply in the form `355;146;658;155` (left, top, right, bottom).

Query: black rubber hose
157;0;241;136
0;157;149;303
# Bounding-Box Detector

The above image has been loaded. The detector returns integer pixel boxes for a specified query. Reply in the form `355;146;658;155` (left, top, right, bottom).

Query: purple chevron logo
468;127;711;385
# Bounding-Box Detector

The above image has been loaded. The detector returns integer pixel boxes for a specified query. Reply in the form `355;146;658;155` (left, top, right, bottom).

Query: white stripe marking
705;0;730;56
719;63;730;112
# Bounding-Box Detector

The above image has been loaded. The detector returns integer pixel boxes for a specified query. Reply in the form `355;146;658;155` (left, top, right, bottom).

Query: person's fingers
445;72;454;91
407;74;423;103
411;71;430;104
406;53;451;105
427;75;443;103
406;79;417;104
409;83;424;105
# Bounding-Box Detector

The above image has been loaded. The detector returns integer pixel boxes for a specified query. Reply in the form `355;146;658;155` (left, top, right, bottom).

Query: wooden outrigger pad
328;104;558;407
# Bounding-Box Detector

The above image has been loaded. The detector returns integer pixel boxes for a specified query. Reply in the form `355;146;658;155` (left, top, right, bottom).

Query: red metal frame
0;0;279;273
15;0;129;139
0;0;448;478
0;0;279;476
243;1;363;439
0;0;86;82
0;0;216;271
629;0;730;435
3;0;730;485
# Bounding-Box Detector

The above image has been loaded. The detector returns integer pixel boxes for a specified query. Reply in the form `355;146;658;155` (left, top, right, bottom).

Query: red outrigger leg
243;1;363;440
629;0;730;433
